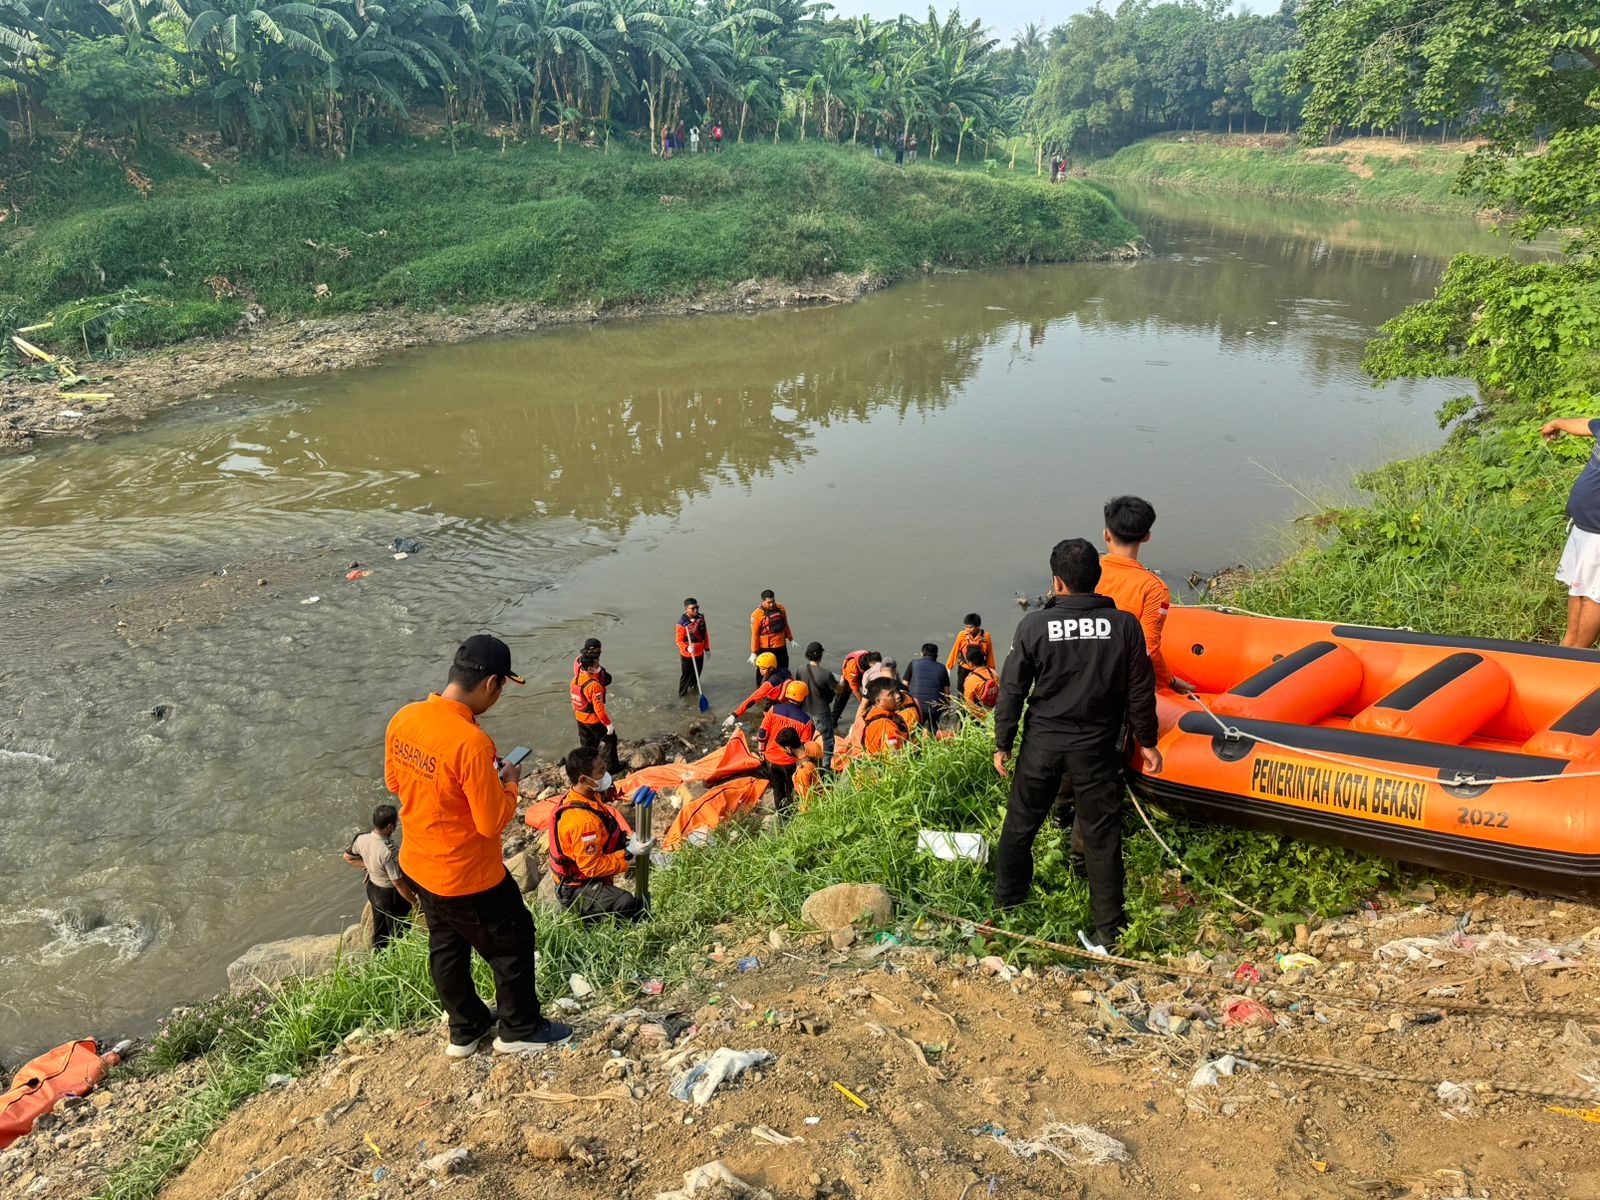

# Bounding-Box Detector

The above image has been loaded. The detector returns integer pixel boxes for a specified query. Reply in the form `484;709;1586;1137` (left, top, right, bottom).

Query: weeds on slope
100;717;1395;1199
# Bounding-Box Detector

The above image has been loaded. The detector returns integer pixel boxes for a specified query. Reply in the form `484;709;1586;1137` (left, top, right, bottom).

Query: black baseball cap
453;634;525;685
805;641;825;657
581;637;602;652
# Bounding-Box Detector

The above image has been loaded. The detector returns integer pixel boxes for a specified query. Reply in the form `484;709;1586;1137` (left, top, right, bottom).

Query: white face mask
596;772;613;792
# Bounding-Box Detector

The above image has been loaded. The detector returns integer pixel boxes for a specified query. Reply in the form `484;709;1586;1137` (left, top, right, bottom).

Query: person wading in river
749;589;795;680
1542;416;1600;647
342;803;417;951
384;635;570;1056
992;540;1161;954
572;649;620;773
676;598;710;698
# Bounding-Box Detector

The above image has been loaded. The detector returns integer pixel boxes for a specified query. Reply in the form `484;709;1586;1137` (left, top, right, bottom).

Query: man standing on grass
992;539;1160;954
1542;416;1600;647
385;635;570;1057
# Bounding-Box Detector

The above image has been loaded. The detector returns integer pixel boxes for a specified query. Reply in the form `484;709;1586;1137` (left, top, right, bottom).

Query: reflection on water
0;188;1508;1060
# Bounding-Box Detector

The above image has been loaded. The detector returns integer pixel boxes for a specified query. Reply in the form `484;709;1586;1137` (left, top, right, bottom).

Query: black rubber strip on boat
1372;652;1482;712
1130;775;1600;897
1331;623;1600;663
1227;641;1339;699
1552;686;1600;737
1175;712;1566;780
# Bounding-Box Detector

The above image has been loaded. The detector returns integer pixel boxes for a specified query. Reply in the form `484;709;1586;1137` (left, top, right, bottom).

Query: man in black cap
797;642;840;761
385;634;570;1056
992;539;1161;953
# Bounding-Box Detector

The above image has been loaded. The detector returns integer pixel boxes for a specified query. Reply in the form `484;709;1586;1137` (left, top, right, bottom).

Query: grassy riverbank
0;141;1137;354
97;719;1394;1199
1089;134;1478;213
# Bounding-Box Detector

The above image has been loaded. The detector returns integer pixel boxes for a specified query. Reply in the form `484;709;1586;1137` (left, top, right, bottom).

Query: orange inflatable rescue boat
1134;609;1600;898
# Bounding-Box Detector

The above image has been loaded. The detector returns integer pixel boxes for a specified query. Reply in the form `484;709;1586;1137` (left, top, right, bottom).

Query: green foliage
2;142;1138;349
98;718;1401;1200
1092;135;1474;212
1028;2;1305;157
1294;0;1600;245
43;36;168;140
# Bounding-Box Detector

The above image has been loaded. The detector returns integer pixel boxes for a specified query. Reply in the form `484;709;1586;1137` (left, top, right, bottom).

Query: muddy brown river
0;187;1541;1061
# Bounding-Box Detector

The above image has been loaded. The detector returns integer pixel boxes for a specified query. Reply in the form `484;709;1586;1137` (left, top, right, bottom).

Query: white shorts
1557;524;1600;602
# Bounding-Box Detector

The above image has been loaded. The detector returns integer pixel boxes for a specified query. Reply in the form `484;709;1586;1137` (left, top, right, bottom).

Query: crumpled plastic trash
419;1147;470;1176
1223;997;1276;1027
1435;1081;1475;1110
1233;962;1263;984
1189;1053;1255;1088
916;829;989;863
991;1122;1129;1166
979;955;1018;981
1377;927;1600;969
669;1048;774;1106
568;973;594;999
654;1160;773;1200
736;955;761;973
389;537;424;555
1275;952;1320;973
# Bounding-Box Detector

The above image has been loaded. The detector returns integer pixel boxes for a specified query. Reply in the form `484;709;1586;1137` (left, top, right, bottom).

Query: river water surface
0;186;1537;1060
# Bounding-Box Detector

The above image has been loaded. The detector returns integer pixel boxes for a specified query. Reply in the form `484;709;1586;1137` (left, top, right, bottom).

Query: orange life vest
547;794;626;884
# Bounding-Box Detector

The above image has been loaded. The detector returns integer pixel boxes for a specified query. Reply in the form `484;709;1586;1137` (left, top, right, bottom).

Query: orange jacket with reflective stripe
549;789;630;884
862;708;909;754
757;701;816;766
733;668;791;718
946;629;995;671
1098;553;1172;687
676;613;709;658
749;603;793;652
571;670;611;726
385;694;516;897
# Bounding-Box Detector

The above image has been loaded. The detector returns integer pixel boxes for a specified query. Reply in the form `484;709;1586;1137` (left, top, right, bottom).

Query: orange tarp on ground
616;731;764;796
524;794;635;836
0;1040;104;1150
662;776;770;850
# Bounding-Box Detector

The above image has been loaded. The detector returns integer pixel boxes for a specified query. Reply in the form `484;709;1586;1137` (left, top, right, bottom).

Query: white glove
747;652;758;666
789;640;798;650
604;724;615;735
626;837;654;857
722;714;737;730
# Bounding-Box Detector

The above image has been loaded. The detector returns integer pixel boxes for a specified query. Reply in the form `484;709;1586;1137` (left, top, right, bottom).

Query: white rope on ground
1174;689;1600;788
1124;785;1270;921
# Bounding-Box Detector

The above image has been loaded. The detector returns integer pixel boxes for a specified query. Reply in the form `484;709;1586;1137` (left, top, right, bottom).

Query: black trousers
679;654;704;697
754;644;789;684
764;760;797;812
558;879;645;922
366;879;412;951
413;871;542;1042
577;721;620;772
994;737;1127;942
954;665;970;696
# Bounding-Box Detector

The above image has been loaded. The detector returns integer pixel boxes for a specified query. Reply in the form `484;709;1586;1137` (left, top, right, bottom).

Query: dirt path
0;272;882;452
144;891;1600;1200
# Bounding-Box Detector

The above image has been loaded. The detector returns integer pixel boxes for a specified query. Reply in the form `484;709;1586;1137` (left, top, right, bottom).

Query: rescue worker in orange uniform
758;679;816;810
724;652;792;727
572;648;620;773
962;642;1001;714
676;598;709;698
384;634;569;1057
548;745;653;921
748;589;795;681
946;614;995;696
1096;495;1189;694
861;676;912;754
792;737;824;806
836;650;879;722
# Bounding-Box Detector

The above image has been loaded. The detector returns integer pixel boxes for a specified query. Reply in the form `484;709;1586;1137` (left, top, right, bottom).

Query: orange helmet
783;680;809;705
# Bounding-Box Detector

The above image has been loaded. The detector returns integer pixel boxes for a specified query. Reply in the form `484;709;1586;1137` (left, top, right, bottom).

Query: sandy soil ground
9;885;1598;1200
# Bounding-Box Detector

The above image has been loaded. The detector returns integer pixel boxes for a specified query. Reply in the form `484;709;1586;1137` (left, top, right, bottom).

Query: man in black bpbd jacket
992;538;1162;950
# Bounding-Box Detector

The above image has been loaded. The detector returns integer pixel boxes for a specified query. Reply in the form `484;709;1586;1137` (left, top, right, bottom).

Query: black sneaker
492;1020;573;1054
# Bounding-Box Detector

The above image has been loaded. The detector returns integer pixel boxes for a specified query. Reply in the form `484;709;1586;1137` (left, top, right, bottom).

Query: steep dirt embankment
8;887;1600;1199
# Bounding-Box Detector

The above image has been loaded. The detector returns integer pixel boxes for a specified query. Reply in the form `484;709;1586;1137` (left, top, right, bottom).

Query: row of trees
1;0;1592;168
0;0;1027;159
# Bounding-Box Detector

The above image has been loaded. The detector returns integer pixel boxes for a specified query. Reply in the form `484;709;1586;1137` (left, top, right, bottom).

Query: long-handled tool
633;788;654;910
689;649;710;713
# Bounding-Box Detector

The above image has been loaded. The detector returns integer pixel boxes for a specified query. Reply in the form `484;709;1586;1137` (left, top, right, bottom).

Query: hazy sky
827;0;1104;41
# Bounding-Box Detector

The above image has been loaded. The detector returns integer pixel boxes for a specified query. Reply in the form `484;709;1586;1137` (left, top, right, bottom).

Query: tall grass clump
1091;136;1474;213
98;717;1398;1198
2;142;1138;353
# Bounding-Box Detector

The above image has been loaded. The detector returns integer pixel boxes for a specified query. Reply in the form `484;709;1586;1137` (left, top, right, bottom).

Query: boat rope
1178;602;1408;633
916;904;1600;1024
1125;784;1270;921
1175;689;1600;788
